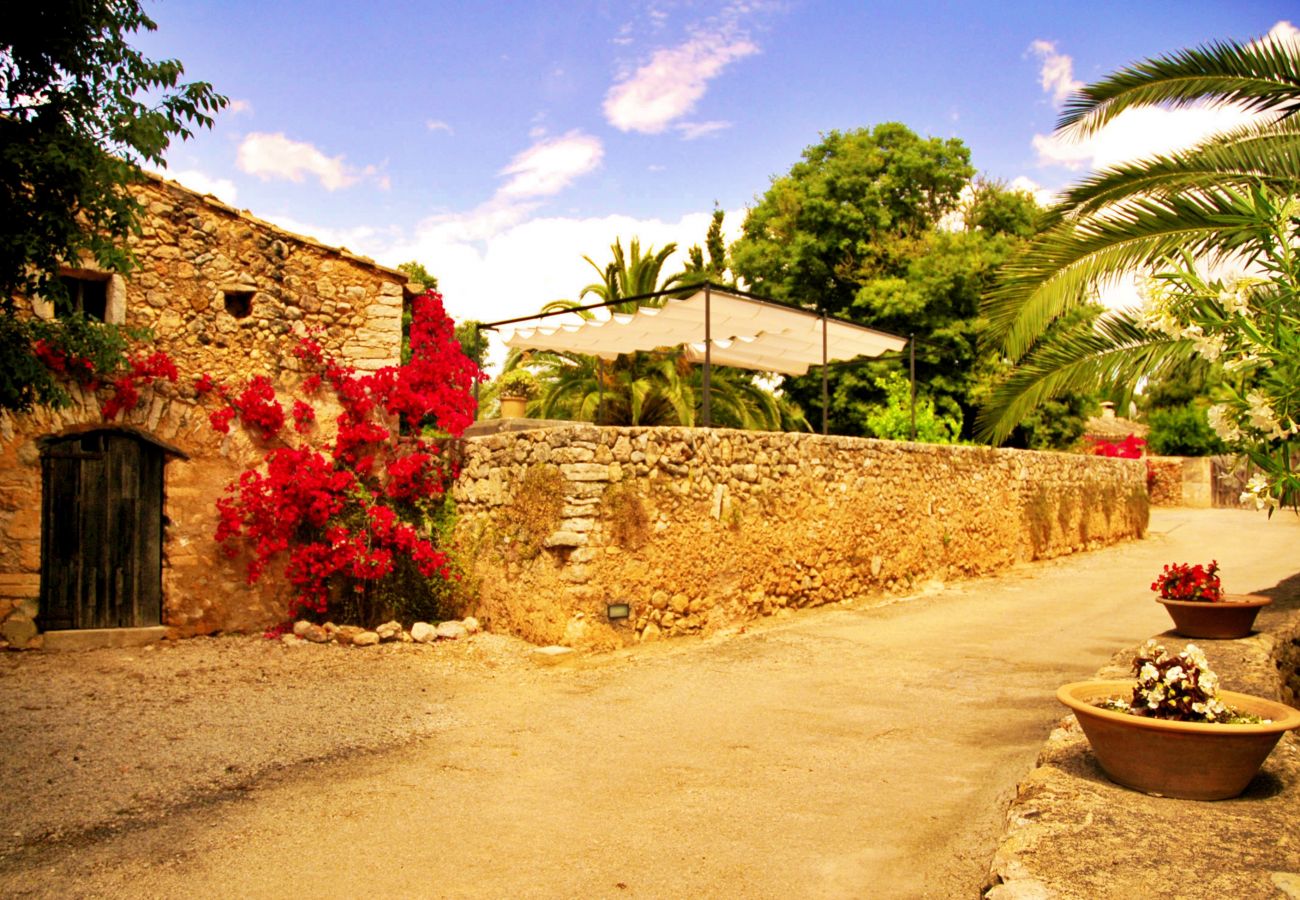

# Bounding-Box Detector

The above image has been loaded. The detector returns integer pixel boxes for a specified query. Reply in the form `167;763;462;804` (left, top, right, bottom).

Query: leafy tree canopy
0;0;226;412
1;0;227;305
732;125;1068;439
732;123;974;316
397;261;438;290
681;207;732;287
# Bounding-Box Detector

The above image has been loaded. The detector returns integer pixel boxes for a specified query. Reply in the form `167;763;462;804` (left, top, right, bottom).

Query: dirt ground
1;507;1298;899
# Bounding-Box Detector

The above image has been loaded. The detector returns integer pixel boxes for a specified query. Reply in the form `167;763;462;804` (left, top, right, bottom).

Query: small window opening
224;290;254;319
58;275;109;322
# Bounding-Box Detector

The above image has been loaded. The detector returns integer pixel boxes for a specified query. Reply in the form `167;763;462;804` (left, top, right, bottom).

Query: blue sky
136;1;1295;333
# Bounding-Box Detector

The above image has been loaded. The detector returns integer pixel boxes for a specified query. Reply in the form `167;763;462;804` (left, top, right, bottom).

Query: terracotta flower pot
499;395;529;418
1156;593;1272;639
1058;680;1300;800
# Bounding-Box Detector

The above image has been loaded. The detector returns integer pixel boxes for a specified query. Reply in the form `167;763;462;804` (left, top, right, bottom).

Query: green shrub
1146;406;1225;457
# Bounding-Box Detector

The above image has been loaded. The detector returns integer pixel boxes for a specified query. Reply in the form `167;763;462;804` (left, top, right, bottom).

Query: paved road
8;508;1300;899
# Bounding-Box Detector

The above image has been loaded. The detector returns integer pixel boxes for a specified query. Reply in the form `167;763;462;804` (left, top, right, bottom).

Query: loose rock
436;621;467;641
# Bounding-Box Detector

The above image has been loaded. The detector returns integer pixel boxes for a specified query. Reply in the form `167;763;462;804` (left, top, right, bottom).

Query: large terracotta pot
1058;680;1300;800
499;395;529;418
1157;593;1271;639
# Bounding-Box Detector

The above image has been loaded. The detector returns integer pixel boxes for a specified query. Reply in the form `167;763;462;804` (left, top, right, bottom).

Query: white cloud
604;34;758;133
236;132;367;191
353;207;747;372
675;120;732;140
168;169;239;205
1032;102;1260;171
1028;40;1082;108
496;131;604;198
1266;20;1299;43
227;99;252;115
1024;26;1293;172
1008;176;1057;209
425;119;454;134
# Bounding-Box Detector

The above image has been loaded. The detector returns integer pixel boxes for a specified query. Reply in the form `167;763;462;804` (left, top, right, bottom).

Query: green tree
0;0;227;411
862;370;960;443
397;260;438;290
680;207;732;287
577;238;684;310
732;124;973;314
733;129;1059;438
1146;405;1226;457
977;31;1300;443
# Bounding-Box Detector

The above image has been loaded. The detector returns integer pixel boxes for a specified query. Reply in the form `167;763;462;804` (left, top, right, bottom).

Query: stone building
0;174;413;648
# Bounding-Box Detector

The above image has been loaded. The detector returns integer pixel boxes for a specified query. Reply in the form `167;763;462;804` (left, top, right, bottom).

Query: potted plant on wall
1057;641;1300;800
1151;561;1271;639
496;369;539;419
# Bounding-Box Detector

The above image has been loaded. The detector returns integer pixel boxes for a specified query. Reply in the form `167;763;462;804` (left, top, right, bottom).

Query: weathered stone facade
0;175;410;646
451;425;1150;650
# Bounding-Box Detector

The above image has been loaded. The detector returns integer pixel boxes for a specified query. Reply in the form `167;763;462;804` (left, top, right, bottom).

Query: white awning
497;288;906;375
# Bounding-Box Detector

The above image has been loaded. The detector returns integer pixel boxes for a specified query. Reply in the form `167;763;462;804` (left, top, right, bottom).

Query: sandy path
2;508;1296;898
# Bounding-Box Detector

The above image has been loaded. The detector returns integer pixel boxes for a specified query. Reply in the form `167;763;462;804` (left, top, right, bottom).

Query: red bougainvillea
1089;434;1146;459
102;351;179;420
33;340;99;386
205;291;480;623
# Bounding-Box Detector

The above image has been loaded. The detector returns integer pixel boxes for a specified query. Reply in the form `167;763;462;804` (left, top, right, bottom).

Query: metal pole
702;284;712;427
909;334;917;442
821;311;829;436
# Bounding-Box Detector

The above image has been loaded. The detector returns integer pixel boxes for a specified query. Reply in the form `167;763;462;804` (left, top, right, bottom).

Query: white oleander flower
1241;473;1277;512
1244;391;1293;439
1206;404;1243;443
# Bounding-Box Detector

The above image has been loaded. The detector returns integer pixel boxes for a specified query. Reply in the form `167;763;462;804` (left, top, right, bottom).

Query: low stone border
984;612;1300;899
281;617;480;647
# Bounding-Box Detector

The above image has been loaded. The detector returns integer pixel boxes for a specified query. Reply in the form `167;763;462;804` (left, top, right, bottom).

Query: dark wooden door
39;432;164;629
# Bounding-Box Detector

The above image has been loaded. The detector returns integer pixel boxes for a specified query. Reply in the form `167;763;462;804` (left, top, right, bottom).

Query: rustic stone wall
450;425;1150;651
1147;456;1217;508
1146;457;1182;506
0;175;410;646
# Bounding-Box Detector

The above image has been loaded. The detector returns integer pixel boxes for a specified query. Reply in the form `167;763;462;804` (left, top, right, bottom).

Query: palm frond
1059;35;1300;138
1052;118;1300;217
984;186;1265;358
976;313;1199;443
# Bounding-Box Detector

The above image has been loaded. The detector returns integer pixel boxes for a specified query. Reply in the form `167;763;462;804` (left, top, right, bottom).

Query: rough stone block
0;574;39;598
0;617;37;647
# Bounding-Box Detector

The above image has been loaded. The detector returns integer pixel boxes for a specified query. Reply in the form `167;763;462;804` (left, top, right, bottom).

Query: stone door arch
37;429;178;630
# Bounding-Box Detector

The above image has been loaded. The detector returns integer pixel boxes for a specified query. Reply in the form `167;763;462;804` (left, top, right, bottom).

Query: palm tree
577;238;685;312
977;32;1300;443
505;236;809;430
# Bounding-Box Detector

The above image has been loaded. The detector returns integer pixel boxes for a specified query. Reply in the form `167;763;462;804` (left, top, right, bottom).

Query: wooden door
39;432;164;630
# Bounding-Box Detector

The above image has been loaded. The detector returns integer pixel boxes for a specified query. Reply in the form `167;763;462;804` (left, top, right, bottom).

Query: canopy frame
477;282;910;434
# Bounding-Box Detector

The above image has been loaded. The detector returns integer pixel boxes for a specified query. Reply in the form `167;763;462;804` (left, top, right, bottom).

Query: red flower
1151;560;1223;602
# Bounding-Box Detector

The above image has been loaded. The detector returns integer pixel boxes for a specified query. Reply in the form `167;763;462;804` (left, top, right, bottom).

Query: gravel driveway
0;631;540;847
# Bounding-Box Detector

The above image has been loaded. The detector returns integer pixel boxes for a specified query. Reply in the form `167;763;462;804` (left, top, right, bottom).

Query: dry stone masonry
0;175;412;646
452;424;1150;651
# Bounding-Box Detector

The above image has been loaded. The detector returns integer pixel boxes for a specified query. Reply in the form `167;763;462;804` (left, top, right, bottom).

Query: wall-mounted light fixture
607;602;631;621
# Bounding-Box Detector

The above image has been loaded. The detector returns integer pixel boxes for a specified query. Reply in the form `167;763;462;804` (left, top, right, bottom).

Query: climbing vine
26;289;480;629
200;291;480;625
